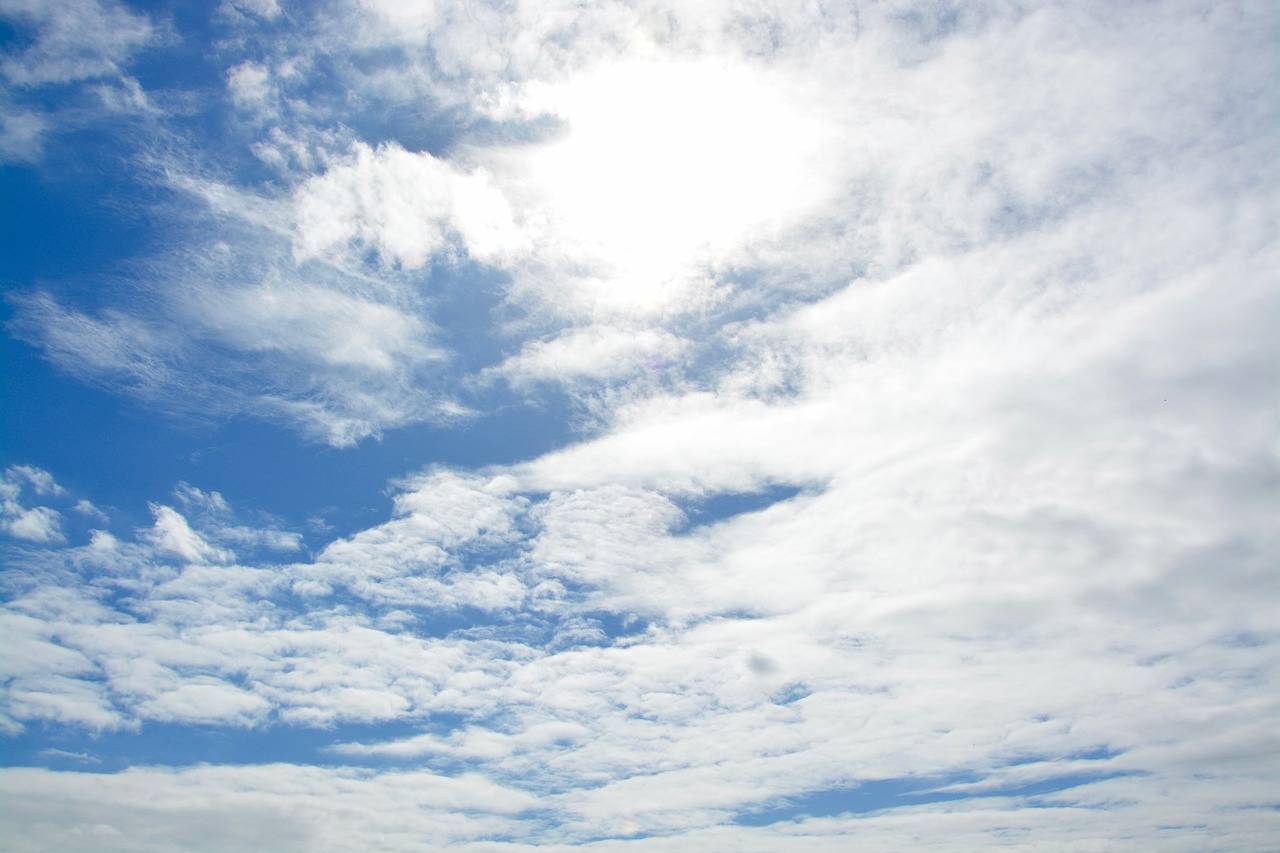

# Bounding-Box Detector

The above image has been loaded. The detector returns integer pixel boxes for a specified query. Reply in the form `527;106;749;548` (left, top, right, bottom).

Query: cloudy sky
1;0;1277;849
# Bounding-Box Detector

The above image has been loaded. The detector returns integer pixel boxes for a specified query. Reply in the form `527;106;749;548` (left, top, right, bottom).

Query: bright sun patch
515;58;830;311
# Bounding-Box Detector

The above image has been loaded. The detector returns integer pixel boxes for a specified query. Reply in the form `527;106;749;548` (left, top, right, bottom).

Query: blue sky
1;0;1278;850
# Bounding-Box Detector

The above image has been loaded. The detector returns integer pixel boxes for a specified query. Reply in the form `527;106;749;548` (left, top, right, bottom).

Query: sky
0;0;1277;850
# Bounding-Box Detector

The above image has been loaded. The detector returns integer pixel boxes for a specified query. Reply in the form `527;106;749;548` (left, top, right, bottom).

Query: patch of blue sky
571;828;671;845
1004;745;1123;765
769;682;811;705
313;71;464;157
735;764;1140;826
0;156;162;294
982;162;1122;243
384;602;650;649
124;2;515;162
269;594;545;645
125;5;225;91
0;317;574;544
678;483;806;531
424;261;523;373
0;14;24;49
0;715;465;774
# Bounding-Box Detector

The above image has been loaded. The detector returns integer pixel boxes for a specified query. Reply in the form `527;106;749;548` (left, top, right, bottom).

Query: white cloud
0;393;1275;835
134;680;271;726
494;325;687;387
8;292;183;390
1;466;66;543
227;61;271;107
0;0;153;86
0;108;46;161
197;276;442;374
219;0;281;22
292;141;524;270
0;764;540;853
144;505;233;565
3;506;65;543
7;465;64;496
37;747;100;763
3;675;121;731
10;235;464;446
71;499;108;521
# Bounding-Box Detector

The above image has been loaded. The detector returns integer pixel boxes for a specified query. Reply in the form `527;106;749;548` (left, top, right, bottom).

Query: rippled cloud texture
1;0;1278;850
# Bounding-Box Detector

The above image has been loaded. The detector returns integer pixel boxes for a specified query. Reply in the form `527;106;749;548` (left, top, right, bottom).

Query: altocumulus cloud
1;0;1277;850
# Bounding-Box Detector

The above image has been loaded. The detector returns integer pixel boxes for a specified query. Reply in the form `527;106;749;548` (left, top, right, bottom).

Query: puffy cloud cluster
0;466;67;544
2;340;1276;839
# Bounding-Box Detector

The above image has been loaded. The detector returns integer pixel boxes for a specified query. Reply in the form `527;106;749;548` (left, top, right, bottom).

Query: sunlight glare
523;59;827;311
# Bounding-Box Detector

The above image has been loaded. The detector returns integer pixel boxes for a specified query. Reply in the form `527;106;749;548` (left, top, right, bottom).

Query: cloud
493;325;687;388
7;292;185;392
8;230;464;446
226;62;271;107
71;500;108;521
292;141;525;270
37;747;100;763
134;680;271;727
0;764;539;853
143;505;234;565
0;0;156;163
0;392;1276;836
2;674;121;732
3;506;65;543
218;0;282;23
7;465;65;496
1;466;66;543
0;0;153;87
0;107;46;161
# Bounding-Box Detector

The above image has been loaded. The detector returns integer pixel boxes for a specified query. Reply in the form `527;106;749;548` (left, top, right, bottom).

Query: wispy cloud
0;0;153;87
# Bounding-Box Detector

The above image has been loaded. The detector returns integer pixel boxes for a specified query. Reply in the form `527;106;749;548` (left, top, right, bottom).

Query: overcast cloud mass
1;0;1278;849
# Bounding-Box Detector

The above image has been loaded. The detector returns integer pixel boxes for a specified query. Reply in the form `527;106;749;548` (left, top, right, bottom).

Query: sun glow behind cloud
514;58;830;312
